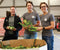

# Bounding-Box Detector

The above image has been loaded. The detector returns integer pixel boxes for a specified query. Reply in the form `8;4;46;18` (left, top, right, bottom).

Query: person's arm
37;14;55;31
37;21;55;30
45;14;55;29
22;14;28;29
3;17;9;30
14;17;22;31
45;21;55;29
33;21;40;27
37;27;43;31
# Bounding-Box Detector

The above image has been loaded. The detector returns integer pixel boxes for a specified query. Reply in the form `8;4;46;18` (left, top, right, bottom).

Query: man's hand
33;25;36;27
24;26;28;30
28;25;31;27
33;21;40;27
37;27;43;31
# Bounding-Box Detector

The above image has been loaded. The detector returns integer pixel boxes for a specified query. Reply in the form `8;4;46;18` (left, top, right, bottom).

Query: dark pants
42;36;54;50
2;35;18;41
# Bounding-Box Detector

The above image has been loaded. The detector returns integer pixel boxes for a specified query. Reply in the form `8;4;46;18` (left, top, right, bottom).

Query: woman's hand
13;28;16;31
6;26;10;30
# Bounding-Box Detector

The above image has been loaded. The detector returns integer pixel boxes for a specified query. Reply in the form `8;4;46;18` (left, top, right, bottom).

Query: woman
2;6;22;41
37;2;55;50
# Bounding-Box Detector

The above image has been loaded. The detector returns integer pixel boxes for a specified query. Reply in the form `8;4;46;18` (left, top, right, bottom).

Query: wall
0;0;60;17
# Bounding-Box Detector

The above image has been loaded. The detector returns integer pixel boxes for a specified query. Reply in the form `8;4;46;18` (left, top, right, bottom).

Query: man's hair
26;1;33;6
40;2;48;9
10;6;15;9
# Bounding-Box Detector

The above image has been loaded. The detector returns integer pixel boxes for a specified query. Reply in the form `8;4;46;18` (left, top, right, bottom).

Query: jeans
24;33;37;39
42;36;54;50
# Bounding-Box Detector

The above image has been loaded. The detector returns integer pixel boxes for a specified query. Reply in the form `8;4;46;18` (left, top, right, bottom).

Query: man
22;1;40;39
37;2;55;50
2;6;22;41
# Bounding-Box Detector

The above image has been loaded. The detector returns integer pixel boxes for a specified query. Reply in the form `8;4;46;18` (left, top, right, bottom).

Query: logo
32;16;35;18
44;18;47;21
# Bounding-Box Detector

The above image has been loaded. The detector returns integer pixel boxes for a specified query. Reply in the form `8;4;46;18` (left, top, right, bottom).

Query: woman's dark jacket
3;15;22;37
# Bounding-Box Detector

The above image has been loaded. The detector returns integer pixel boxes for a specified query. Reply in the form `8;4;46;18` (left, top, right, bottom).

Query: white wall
16;8;27;17
50;7;60;16
0;8;10;17
0;0;13;6
0;0;60;17
50;0;60;5
49;0;60;16
28;0;48;5
15;0;26;6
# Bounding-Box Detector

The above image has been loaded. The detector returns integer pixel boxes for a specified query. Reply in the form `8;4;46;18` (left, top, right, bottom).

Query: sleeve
49;14;55;22
3;18;8;30
22;14;25;20
16;17;22;31
36;13;40;21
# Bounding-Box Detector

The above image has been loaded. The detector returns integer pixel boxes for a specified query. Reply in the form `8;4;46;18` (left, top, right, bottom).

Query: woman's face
27;3;33;11
41;4;48;13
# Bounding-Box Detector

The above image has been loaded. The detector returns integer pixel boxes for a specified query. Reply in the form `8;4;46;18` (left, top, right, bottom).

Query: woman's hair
40;2;48;9
26;1;33;6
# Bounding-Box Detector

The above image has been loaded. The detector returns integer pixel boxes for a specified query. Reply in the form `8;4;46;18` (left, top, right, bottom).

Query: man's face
41;4;48;12
27;3;33;11
10;7;15;15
